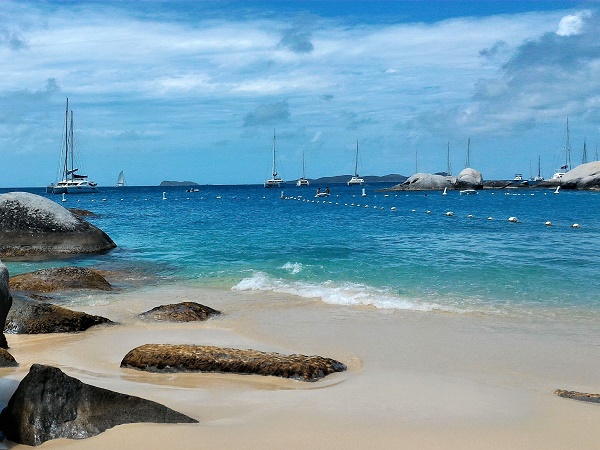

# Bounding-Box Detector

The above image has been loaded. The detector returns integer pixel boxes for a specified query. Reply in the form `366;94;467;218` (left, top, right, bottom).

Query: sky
2;0;600;187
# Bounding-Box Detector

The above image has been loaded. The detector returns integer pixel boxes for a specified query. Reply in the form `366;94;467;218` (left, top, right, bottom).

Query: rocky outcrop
0;348;17;367
121;344;347;382
559;161;600;189
0;364;197;446
139;302;221;322
455;168;483;189
555;389;600;403
0;261;12;349
9;267;112;293
5;293;113;334
397;173;454;190
0;192;116;260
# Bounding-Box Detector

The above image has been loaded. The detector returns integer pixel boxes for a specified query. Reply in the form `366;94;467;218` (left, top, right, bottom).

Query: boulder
0;261;12;349
5;293;113;334
455;168;483;189
559;161;600;189
0;192;116;260
555;389;600;403
121;344;347;382
139;302;221;322
397;173;454;190
0;348;17;367
0;364;197;446
9;267;112;293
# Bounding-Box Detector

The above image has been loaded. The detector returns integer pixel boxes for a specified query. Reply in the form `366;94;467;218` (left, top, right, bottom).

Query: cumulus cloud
556;11;591;36
243;100;291;126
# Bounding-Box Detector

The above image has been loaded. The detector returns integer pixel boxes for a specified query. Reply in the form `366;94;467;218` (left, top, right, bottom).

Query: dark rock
0;262;12;349
0;348;17;367
555;389;600;403
5;293;113;334
67;208;96;217
0;192;116;260
121;344;347;382
0;364;197;446
139;302;221;322
10;267;113;293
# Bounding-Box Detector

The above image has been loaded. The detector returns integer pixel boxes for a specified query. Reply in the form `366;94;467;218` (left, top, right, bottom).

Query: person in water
325;186;330;195
317;188;321;195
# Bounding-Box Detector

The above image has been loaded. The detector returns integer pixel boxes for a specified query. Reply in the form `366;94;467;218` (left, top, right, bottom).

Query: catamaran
47;98;98;194
347;139;365;186
264;130;283;188
296;150;309;186
551;119;572;180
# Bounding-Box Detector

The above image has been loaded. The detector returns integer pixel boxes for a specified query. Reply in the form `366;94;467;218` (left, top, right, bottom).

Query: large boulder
0;192;116;260
559;161;600;189
455;168;483;189
0;364;197;446
5;293;113;334
139;302;221;322
397;173;454;190
0;348;17;367
9;267;112;293
121;344;347;382
0;261;12;349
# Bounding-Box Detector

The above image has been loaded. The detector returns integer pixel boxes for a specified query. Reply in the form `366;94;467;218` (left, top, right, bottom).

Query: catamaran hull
46;184;99;194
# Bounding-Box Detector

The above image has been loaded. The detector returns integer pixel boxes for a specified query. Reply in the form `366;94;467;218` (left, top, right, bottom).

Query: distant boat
551;119;572;180
264;130;283;188
46;98;98;194
315;187;330;198
296;150;309;187
533;156;544;182
116;171;126;187
347;139;365;186
460;189;478;195
514;173;523;182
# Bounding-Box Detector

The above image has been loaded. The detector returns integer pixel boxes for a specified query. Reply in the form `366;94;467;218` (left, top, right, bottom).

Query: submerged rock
0;192;116;260
0;364;197;446
139;302;221;322
555;389;600;403
0;261;12;349
5;293;113;334
0;348;17;367
9;267;112;293
121;344;347;382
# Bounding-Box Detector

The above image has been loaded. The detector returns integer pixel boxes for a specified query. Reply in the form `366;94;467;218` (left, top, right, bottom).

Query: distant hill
309;174;408;184
159;180;199;186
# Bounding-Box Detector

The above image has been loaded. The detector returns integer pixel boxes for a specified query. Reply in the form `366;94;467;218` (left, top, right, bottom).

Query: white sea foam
280;262;303;274
232;272;453;313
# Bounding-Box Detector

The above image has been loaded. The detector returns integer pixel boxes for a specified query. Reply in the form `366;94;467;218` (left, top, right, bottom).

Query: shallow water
2;184;599;321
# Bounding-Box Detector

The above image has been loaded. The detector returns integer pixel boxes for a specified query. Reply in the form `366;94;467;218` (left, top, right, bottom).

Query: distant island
159;181;199;186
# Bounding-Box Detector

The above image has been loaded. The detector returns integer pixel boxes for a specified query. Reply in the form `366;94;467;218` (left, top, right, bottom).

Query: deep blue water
3;184;600;320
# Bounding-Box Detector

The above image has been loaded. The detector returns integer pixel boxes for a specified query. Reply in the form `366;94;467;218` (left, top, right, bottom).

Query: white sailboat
116;171;126;187
296;150;309;187
347;139;365;186
534;156;544;182
264;130;283;188
551;119;571;180
46;98;98;194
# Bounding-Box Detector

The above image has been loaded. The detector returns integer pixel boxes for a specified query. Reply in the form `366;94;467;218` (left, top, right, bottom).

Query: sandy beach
1;284;600;449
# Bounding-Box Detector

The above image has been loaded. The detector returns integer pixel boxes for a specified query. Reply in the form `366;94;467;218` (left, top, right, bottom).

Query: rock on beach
9;267;113;293
0;192;116;259
554;389;600;403
121;344;347;381
0;364;197;446
0;261;12;349
139;302;221;322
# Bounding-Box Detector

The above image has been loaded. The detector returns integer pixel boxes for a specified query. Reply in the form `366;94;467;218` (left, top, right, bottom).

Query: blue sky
1;0;599;187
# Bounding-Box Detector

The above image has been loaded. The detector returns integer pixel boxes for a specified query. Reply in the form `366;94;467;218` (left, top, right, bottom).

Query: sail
116;171;126;187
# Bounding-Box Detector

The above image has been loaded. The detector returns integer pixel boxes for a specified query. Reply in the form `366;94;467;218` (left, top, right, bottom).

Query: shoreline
2;284;600;449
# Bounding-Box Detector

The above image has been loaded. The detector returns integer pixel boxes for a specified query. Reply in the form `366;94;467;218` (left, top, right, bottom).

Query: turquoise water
3;185;600;320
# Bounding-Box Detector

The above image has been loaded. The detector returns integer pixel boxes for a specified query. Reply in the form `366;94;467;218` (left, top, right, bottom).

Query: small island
159;181;199;186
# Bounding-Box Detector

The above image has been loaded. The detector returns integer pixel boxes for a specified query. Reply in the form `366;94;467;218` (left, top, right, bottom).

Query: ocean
3;184;599;323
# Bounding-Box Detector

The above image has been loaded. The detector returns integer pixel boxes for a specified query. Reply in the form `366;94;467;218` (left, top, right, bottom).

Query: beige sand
1;285;600;449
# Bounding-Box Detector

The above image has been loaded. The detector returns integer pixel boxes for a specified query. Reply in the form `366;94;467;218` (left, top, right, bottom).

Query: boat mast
538;155;541;178
272;129;277;178
465;138;470;168
63;98;69;182
447;141;451;176
69;110;74;182
565;118;571;170
354;138;359;177
302;150;306;179
582;138;588;164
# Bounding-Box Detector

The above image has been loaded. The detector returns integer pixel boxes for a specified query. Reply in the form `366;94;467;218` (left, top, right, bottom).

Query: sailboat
116;171;126;187
533;156;544;182
347;139;365;186
46;98;98;194
264;130;283;188
551;119;572;180
296;150;309;187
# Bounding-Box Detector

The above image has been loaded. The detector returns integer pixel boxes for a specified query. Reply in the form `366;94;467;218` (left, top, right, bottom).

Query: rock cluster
0;192;116;259
121;344;347;382
554;389;600;403
388;168;484;191
0;364;197;446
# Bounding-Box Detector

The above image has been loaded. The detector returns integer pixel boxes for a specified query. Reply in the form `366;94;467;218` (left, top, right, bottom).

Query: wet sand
1;285;600;449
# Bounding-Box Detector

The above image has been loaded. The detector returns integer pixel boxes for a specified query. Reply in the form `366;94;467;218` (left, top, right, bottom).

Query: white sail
116;171;126;187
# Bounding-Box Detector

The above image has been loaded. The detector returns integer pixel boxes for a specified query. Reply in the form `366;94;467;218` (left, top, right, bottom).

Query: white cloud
556;11;591;36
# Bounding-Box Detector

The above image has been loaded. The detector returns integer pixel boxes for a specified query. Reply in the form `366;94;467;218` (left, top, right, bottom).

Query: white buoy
508;217;519;223
572;223;580;228
390;206;397;211
427;210;431;214
61;193;66;202
411;209;416;212
487;217;493;220
468;214;473;218
162;192;167;200
362;188;366;197
280;191;284;199
446;211;454;216
545;221;552;226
